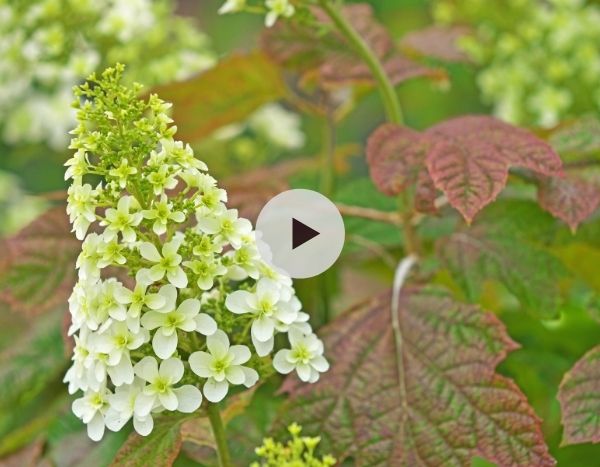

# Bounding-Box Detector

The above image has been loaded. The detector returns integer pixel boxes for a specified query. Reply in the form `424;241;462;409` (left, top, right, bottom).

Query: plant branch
318;0;403;124
206;403;232;467
336;203;401;225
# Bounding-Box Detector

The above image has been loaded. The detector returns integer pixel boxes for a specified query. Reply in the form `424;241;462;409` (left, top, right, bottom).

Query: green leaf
438;200;568;318
549;116;600;157
558;345;600;445
151;52;286;143
275;290;555;466
0;207;79;315
111;413;198;467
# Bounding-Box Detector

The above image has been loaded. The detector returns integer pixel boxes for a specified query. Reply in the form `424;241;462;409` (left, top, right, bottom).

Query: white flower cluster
218;0;296;27
434;0;600;127
64;66;328;441
0;0;214;149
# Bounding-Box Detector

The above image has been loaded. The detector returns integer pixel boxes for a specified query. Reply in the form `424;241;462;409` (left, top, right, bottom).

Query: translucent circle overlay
255;189;345;279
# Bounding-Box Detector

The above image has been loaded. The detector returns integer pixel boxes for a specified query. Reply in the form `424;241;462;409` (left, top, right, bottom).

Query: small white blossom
219;0;246;15
147;165;178;196
273;330;329;383
133;357;202;415
189;330;258;402
184;257;227;290
67;183;98;240
72;387;111;441
108;158;138;188
265;0;295;27
225;278;298;355
197;208;252;249
105;378;155;436
114;271;166;332
138;237;188;288
142;194;186;235
141;285;216;358
102;196;143;243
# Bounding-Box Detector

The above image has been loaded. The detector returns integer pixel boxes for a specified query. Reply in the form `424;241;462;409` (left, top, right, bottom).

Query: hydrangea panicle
64;65;328;440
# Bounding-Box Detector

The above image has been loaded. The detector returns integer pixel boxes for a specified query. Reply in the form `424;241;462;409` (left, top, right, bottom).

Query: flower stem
206;402;232;467
318;0;403;124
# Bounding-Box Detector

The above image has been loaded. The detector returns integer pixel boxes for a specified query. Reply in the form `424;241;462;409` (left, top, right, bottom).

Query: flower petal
133;414;154;436
273;350;295;374
140;311;166;330
203;378;229;403
241;367;259;388
225;365;245;385
159;358;184;383
310;355;330;372
134;392;155;417
167;267;188;288
207;330;230;357
229;345;251;365
139;242;162;262
252;335;274;357
158;390;178;411
174;385;202;413
134;356;159;382
87;412;105;441
225;290;253;314
152;330;178;359
178;299;200;318
251;317;274;343
188;351;214;378
195;313;217;336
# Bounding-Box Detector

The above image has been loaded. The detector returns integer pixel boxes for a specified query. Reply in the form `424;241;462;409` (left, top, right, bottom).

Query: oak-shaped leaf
151;52;286;142
111;413;198;467
367;116;563;222
537;175;600;232
0;207;80;315
400;25;471;63
558;345;600;445
366;123;437;213
261;4;440;90
438;200;568;318
275;290;555;466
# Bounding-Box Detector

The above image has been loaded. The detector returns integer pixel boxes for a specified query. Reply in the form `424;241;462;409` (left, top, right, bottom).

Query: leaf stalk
206;402;232;467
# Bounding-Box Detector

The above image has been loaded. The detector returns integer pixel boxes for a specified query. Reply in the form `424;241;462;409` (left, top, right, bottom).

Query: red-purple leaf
276;290;555;466
537;175;600;232
558;345;600;445
427;116;563;222
261;3;441;90
366;124;437;213
400;25;472;63
0;207;80;315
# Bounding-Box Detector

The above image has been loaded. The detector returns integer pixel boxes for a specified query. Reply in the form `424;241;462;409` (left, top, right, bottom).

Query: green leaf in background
151;52;286;143
438;199;569;319
111;413;199;467
275;290;554;466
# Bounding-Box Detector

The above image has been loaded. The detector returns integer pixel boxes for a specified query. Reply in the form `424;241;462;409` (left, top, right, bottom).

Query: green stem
207;403;232;467
319;0;403;124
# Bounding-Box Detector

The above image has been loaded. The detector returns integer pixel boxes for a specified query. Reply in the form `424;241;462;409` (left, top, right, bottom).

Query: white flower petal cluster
217;0;295;27
434;0;600;127
0;0;215;149
65;66;328;441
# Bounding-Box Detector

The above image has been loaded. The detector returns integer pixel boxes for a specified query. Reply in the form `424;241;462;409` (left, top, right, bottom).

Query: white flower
98;237;127;268
138;237;188;288
102;196;143;243
265;0;295;27
218;0;246;14
105;378;155;436
140;285;216;358
67;183;98;240
114;271;166;332
147;164;178;196
76;233;104;280
197;208;252;249
108;158;137;188
133;357;202;415
161;138;208;170
72;387;110;441
64;149;88;181
248;104;305;150
142;194;186;235
189;330;258;402
225;278;297;355
273;330;329;383
184;257;227;291
94;321;149;386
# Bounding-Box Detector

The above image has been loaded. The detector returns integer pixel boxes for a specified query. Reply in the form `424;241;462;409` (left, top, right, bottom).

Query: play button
292;218;319;249
255;189;345;279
